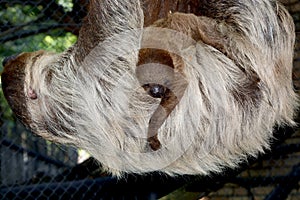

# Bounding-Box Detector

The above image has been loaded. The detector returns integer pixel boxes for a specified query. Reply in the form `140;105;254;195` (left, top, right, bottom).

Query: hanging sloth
1;0;298;176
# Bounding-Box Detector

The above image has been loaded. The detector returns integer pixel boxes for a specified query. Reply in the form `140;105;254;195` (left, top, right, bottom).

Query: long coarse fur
1;0;298;176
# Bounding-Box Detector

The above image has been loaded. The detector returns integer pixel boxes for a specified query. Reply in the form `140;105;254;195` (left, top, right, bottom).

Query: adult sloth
2;0;297;176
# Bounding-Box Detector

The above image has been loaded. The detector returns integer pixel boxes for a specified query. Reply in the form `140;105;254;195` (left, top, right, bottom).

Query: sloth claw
148;135;161;151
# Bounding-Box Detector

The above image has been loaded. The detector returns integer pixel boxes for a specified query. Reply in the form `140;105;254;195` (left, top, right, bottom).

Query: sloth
1;0;298;176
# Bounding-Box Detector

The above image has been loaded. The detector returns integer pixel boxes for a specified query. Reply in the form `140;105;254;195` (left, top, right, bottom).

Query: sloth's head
2;51;49;119
1;50;72;142
1;0;298;176
2;52;30;125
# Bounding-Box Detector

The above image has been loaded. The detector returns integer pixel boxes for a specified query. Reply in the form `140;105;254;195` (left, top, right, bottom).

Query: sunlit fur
1;0;298;176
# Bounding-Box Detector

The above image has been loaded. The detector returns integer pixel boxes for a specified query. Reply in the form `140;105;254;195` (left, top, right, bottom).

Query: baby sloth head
1;0;298;176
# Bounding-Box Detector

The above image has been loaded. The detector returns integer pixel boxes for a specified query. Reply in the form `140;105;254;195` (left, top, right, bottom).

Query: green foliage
56;0;74;12
39;32;77;52
0;31;77;72
0;4;42;25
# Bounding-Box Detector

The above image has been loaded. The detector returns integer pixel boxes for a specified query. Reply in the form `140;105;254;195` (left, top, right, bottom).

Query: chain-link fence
0;0;300;199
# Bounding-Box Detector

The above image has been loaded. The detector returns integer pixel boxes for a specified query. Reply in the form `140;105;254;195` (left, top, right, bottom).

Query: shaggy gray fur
1;0;298;176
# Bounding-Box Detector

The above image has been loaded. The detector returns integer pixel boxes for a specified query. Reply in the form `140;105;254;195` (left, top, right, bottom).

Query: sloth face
1;51;69;142
2;51;42;127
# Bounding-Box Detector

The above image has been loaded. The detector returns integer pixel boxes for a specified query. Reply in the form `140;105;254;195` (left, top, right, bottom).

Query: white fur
22;0;297;176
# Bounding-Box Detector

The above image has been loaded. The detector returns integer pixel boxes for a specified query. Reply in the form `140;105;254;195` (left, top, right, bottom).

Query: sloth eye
143;84;166;98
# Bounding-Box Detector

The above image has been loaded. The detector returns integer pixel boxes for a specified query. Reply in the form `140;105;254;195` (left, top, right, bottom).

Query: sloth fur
1;0;298;176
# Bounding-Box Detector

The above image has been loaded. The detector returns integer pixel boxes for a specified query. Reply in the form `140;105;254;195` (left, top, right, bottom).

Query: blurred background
0;0;300;199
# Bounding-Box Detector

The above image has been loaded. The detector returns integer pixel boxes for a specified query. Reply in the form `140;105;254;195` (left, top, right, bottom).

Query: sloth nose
2;54;18;67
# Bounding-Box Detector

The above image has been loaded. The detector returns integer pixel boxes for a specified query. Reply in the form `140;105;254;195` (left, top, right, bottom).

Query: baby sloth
1;0;298;176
